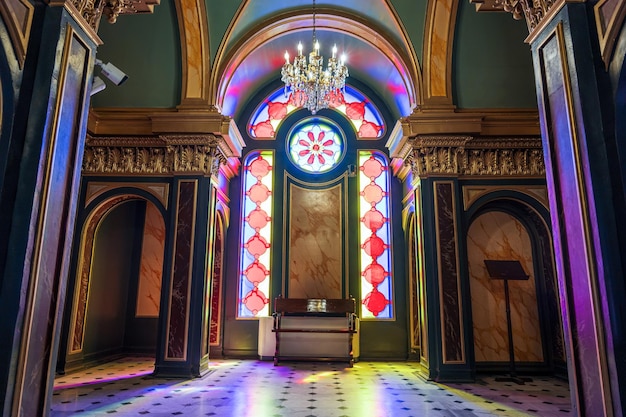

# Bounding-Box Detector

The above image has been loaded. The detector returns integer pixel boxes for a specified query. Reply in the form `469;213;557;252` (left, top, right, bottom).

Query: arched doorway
58;195;166;372
466;199;565;376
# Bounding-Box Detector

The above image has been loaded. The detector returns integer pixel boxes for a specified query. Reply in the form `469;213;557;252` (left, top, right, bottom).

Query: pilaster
0;2;98;415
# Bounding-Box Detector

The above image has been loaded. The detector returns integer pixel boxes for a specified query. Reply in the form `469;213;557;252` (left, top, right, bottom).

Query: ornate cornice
83;134;229;176
404;135;545;177
68;0;159;32
471;0;585;42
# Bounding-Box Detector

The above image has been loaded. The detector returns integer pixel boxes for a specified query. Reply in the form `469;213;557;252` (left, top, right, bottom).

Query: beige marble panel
136;202;165;317
179;0;204;99
288;184;343;299
430;0;453;97
467;211;543;363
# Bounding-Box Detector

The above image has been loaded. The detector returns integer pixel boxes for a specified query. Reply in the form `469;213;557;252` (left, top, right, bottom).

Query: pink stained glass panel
239;151;273;318
248;86;385;139
359;151;393;319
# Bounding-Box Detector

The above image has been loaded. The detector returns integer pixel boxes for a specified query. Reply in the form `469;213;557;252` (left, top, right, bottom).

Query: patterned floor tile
50;358;571;417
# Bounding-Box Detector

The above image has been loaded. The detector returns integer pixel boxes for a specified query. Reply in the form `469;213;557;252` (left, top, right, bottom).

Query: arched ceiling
212;1;420;120
90;0;537;133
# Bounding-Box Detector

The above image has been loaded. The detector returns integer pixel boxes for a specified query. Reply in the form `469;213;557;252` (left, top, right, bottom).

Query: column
528;2;626;415
0;2;99;416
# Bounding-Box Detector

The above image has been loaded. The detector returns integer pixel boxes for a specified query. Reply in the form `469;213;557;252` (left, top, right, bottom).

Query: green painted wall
390;0;427;62
206;0;242;63
91;1;181;108
453;2;537;108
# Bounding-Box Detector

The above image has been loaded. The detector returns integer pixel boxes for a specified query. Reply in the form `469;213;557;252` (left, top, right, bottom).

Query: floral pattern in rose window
288;119;344;173
248;86;384;139
238;151;273;318
359;151;393;319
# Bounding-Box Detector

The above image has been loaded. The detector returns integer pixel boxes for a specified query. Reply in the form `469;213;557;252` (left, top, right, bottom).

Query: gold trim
85;181;169;209
422;0;457;109
462;185;549;210
13;25;88;413
433;181;465;364
82;133;231;176
209;212;225;347
0;0;34;67
282;172;349;299
415;185;429;363
594;0;626;68
407;215;419;350
525;0;585;45
212;8;419;113
165;180;198;361
175;0;210;108
404;135;544;178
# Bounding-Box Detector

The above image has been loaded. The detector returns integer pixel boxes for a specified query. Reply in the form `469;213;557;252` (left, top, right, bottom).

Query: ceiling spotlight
95;59;128;86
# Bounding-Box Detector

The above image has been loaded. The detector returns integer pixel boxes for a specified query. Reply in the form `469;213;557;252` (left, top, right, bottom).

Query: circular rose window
287;118;345;173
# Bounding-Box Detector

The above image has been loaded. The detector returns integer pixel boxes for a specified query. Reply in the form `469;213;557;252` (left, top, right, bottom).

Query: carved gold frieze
470;0;587;42
69;0;159;32
83;134;228;176
405;135;545;177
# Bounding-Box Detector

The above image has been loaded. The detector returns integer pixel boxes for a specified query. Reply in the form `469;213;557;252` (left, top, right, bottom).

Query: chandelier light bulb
280;0;349;114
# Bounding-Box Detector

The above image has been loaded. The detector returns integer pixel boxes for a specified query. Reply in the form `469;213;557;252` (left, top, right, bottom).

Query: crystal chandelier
281;0;348;114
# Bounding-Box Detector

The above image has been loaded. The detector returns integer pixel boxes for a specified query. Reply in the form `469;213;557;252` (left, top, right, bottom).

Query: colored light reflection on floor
51;358;571;417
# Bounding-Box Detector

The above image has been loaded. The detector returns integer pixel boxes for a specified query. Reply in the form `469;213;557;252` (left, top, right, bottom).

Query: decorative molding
474;0;585;43
462;185;549;210
470;0;506;12
422;0;458;110
385;109;541;178
175;0;211;108
403;135;545;177
0;0;34;67
88;109;245;157
82;134;230;176
594;0;626;68
85;181;169;208
62;0;159;32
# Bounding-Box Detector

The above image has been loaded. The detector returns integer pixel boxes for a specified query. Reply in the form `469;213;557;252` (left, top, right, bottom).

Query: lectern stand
484;260;533;385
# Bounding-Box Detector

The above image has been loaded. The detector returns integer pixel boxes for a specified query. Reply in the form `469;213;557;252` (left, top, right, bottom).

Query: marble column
417;178;473;382
154;176;215;377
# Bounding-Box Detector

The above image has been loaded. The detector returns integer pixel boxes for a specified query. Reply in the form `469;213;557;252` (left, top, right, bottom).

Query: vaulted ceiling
91;0;536;123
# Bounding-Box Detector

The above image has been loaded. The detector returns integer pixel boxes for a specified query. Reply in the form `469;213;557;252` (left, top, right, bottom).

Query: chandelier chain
280;0;348;114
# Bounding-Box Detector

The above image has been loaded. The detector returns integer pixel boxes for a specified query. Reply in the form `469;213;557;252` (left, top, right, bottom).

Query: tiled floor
51;357;572;417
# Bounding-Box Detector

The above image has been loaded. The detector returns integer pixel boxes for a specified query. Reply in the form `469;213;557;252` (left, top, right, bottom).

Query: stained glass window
238;151;273;318
359;151;393;319
288;118;344;173
248;86;384;139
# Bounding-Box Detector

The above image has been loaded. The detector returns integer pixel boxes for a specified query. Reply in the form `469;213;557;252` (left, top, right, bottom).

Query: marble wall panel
287;183;343;299
136;202;165;317
435;182;464;363
166;181;196;359
210;218;223;346
467;211;543;363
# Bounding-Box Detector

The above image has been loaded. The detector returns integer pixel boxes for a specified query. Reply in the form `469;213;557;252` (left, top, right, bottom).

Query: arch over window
248;85;385;140
359;151;393;319
238;151;274;318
